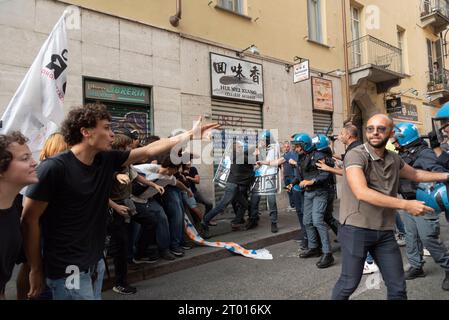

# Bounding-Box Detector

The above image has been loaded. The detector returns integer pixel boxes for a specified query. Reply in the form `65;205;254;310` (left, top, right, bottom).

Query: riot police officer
201;141;254;238
313;134;340;236
247;130;280;233
394;122;449;290
292;133;335;269
429;101;449;167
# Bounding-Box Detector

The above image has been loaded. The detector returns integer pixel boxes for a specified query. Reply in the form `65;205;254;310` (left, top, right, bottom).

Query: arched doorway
351;101;364;142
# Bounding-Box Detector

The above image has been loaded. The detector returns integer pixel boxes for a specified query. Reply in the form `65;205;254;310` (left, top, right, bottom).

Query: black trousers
108;207;157;286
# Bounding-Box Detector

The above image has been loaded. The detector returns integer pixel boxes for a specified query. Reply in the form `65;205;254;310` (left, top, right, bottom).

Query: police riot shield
213;141;233;188
250;143;281;196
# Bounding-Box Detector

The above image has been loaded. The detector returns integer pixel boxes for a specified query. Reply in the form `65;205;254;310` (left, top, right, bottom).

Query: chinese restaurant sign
210;53;264;104
311;77;334;112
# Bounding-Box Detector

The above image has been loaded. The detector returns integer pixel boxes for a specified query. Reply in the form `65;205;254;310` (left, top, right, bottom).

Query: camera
328;135;338;142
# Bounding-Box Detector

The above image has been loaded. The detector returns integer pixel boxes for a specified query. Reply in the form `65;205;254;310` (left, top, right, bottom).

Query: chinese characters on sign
311;77;334;112
294;60;310;83
390;102;418;122
210;53;264;103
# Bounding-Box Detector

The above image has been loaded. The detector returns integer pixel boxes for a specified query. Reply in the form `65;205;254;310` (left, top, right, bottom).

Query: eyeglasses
366;126;388;134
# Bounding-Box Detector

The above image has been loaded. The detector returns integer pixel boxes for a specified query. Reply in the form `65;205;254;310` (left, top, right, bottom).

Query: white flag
0;9;70;156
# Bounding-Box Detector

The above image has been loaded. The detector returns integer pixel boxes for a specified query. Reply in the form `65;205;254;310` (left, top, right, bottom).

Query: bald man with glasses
332;114;449;300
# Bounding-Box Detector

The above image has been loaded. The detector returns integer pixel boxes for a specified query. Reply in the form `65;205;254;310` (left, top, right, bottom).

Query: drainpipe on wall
169;0;182;27
341;0;352;123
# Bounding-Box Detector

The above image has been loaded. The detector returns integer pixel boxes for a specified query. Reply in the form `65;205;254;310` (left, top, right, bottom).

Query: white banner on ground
184;216;273;260
0;9;70;158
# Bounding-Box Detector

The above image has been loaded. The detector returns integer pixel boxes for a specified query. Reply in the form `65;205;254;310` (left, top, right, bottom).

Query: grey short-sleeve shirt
339;143;405;231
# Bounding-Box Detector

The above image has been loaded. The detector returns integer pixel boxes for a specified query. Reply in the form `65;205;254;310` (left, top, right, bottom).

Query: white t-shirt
132;164;177;202
258;144;279;176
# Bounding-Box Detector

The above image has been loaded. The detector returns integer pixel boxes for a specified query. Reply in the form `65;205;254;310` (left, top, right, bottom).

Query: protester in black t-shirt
0;132;38;299
22;103;219;300
182;162;213;218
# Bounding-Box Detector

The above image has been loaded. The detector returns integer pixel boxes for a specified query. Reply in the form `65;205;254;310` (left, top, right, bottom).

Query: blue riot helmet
291;133;314;153
432;102;449;143
312;134;330;151
393;122;420;147
416;183;449;220
259;129;275;146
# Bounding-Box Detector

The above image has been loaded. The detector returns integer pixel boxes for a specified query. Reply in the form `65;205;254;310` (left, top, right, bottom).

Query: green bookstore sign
85;80;150;105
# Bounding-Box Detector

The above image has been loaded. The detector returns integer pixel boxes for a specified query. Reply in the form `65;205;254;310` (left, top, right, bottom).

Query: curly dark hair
61;103;111;146
0;131;28;174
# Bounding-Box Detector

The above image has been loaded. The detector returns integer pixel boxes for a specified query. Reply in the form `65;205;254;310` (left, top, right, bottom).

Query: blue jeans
284;176;295;207
46;259;105;300
204;182;248;224
403;211;449;271
249;193;278;224
303;190;331;254
162;186;185;250
194;190;213;213
324;189;339;236
332;225;407;300
134;199;170;252
395;212;406;234
292;189;307;243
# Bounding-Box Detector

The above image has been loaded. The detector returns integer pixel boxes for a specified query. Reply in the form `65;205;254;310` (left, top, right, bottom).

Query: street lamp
318;69;346;77
236;45;260;57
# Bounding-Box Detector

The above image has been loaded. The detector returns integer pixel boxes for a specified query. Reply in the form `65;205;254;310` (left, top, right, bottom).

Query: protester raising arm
123;117;219;167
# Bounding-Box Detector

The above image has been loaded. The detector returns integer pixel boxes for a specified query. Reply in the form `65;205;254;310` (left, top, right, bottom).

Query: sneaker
132;254;159;264
423;248;431;256
363;261;379;275
160;250;176;261
405;267;426;280
113;285;137;295
396;233;406;247
287;206;296;212
271;223;278;233
182;243;194;250
170;247;185;257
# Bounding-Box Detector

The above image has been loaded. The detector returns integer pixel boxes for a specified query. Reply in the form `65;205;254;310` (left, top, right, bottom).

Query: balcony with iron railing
420;0;449;33
347;35;405;93
426;69;449;104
